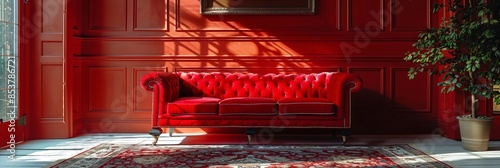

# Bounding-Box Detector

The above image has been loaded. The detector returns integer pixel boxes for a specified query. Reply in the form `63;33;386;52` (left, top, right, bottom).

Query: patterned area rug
48;144;452;168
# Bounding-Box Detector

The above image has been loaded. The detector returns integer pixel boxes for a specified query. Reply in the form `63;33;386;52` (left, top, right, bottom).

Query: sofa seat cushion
167;97;221;115
219;97;277;115
278;98;335;115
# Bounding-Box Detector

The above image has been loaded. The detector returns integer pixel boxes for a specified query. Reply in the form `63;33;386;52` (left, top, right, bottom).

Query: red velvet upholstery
140;72;362;131
278;98;334;115
219;97;277;115
177;72;331;100
166;97;220;115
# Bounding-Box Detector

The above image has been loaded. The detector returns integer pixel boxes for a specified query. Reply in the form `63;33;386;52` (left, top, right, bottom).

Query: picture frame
200;0;316;15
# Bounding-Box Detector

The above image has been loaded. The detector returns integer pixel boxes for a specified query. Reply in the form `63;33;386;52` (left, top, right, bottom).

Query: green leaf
441;87;447;93
432;3;443;13
447;86;455;93
482;90;488;96
495;94;500;105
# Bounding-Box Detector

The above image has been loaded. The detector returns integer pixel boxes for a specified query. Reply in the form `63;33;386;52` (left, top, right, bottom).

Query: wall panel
79;40;417;57
41;65;64;120
348;0;384;31
41;0;64;33
88;67;127;113
31;0;68;139
349;68;385;111
89;0;127;30
41;42;63;56
391;68;431;113
391;0;430;31
134;0;169;31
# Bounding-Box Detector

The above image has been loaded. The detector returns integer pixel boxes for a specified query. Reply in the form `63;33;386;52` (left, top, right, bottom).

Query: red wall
30;0;487;138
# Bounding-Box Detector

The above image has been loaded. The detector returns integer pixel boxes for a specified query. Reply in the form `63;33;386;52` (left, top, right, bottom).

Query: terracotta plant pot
457;116;493;151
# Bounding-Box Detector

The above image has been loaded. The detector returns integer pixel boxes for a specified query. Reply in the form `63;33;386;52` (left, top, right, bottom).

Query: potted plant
404;0;500;151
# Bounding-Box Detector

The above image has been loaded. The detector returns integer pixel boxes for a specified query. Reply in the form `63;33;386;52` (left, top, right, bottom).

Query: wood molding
390;67;432;113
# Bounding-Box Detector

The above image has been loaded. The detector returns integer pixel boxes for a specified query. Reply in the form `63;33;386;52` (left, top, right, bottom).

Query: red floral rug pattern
48;144;452;168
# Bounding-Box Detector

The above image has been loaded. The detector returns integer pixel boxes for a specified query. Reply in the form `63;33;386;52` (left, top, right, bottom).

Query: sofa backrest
176;72;334;100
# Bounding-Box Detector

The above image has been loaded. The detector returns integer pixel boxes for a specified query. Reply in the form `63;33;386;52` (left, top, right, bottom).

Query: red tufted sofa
140;72;362;145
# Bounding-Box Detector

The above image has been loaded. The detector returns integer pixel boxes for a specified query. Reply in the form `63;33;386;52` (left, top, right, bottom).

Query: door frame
0;0;29;155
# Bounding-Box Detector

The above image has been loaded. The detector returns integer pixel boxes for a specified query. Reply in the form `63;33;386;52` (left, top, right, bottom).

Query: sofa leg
338;129;351;146
149;127;163;146
247;135;253;145
169;127;174;137
152;135;160;146
245;128;256;145
341;136;347;146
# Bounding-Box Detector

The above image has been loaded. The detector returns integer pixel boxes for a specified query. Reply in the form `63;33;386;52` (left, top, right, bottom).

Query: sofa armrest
326;73;363;123
140;72;181;102
140;72;180;127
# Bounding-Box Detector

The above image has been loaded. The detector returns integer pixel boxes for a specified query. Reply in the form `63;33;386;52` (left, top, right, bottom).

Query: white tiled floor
1;133;500;167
